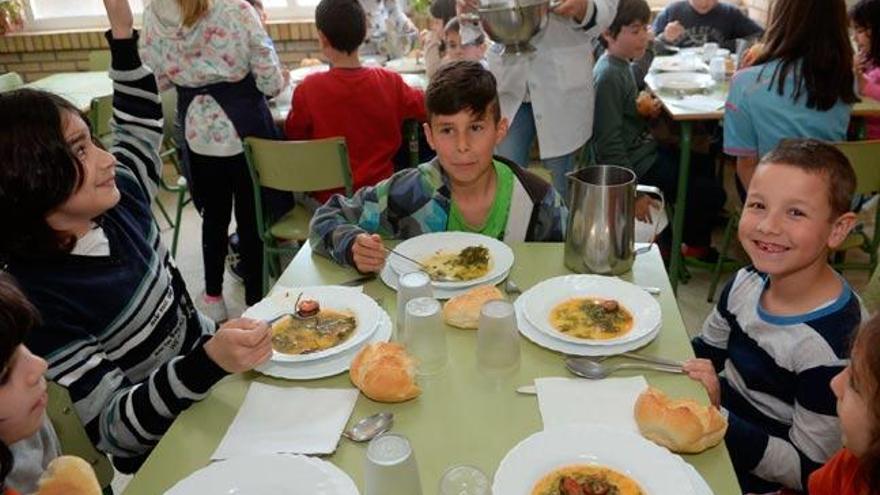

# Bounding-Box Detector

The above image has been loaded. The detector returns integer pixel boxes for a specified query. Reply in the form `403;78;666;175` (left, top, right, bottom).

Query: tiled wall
0;21;321;82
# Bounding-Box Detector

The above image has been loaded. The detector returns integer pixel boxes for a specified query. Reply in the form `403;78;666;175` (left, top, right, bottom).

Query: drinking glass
439;465;491;495
364;433;422;495
396;271;432;342
702;42;719;61
405;297;448;375
476;300;520;373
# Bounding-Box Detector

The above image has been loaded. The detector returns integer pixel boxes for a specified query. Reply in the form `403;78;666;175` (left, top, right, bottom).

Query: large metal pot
564;166;664;275
475;0;552;55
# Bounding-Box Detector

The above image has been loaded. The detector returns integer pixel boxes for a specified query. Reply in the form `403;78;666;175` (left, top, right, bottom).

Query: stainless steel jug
564;165;664;275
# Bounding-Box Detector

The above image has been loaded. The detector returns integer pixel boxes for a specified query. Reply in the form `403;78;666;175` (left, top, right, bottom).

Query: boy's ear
317;31;329;50
827;212;858;250
423;121;437;151
601;30;613;45
493;117;509;145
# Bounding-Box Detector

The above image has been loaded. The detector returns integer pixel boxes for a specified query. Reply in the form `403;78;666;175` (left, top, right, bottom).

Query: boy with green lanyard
309;60;568;273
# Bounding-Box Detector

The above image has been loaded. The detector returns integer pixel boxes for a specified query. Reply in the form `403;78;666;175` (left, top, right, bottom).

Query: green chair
860;261;880;315
88;50;111;71
243;136;353;295
89;95;113;146
0;71;24;91
46;382;115;494
155;89;190;257
707;139;880;302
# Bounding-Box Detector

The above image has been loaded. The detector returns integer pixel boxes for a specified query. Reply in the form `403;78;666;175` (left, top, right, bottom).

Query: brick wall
0;21;321;82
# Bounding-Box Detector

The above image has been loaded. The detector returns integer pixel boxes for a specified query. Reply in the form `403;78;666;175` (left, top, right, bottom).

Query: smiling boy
684;140;863;492
309;60;567;272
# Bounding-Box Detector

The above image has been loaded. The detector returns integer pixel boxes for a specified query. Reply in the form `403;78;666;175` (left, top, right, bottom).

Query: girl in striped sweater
0;0;272;474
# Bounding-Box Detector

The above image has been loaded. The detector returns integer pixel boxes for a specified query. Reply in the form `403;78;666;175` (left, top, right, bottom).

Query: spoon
342;412;393;442
564;357;683;380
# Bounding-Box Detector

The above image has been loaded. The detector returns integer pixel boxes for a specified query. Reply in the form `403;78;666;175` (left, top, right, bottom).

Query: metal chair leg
171;189;186;257
708;212;739;302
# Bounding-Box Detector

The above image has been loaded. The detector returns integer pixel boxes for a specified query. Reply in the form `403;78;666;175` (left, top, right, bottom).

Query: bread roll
36;456;102;495
636;90;656;117
299;57;323;67
350;342;420;403
442;285;505;329
634;387;727;454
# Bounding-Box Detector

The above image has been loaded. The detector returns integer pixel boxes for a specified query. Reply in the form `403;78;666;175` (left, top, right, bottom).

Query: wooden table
123;242;741;495
23;71;112;113
645;71;880;294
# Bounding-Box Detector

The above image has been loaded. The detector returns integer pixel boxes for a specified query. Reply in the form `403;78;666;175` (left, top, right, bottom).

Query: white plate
289;65;329;83
679;457;713;495
493;425;695;495
165;454;358;494
389;232;514;290
244;286;381;363
514;299;660;357
520;275;662;346
654;72;716;92
384;57;425;73
652;55;707;72
379;263;508;300
254;310;392;380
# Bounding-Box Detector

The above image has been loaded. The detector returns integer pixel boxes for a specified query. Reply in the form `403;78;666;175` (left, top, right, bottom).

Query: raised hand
103;0;133;39
551;0;589;23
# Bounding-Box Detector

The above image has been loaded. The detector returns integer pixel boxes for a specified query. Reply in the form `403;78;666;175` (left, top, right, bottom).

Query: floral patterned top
360;0;419;60
140;0;285;156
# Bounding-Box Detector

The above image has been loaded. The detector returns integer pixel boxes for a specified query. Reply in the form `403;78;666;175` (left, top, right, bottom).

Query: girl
723;0;858;188
141;0;288;315
0;0;271;474
851;0;880;140
810;313;880;494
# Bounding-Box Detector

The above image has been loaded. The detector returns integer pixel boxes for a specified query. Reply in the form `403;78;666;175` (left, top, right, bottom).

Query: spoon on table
564;357;683;380
342;412;394;442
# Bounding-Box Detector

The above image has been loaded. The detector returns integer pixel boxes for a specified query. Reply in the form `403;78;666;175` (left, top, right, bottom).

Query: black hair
430;0;457;26
0;89;91;261
426;60;500;122
851;0;880;66
314;0;367;54
755;0;858;111
444;17;486;46
0;272;41;488
604;0;651;42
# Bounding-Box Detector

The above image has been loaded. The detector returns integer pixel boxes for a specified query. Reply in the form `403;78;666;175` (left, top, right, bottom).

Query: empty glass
439;465;490;495
364;433;422;495
405;297;447;375
702;42;719;61
396;271;432;342
476;300;520;373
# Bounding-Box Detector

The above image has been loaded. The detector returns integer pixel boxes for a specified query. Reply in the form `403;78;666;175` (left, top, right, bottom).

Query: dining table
122;242;741;495
645;64;880;294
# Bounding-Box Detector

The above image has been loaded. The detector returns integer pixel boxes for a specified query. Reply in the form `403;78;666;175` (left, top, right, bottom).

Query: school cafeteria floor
110;161;872;493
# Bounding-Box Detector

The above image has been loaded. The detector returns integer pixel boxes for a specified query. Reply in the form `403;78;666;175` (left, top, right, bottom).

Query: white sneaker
200;293;228;323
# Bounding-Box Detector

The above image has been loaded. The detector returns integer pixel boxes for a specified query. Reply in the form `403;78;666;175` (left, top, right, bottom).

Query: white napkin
535;376;649;433
212;383;359;460
668;95;725;113
635;204;668;243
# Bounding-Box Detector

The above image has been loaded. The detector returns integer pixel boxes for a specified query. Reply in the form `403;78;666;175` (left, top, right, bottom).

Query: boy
684;140;862;493
425;17;488;78
592;0;724;259
309;60;567;272
654;0;763;52
0;0;271;473
285;0;426;204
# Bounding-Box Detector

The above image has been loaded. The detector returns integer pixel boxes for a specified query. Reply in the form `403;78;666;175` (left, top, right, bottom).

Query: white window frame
263;0;318;20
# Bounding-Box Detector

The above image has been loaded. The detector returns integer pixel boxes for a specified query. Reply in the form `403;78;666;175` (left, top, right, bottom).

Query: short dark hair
430;0;457;26
0;272;40;487
851;0;880;67
315;0;366;54
606;0;651;39
0;89;90;260
758;139;856;218
426;60;500;122
444;17;486;46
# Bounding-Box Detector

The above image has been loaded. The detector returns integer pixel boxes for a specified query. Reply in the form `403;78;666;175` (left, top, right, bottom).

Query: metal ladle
342;412;394;442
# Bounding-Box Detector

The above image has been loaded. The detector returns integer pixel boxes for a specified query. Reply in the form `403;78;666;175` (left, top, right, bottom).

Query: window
262;0;319;19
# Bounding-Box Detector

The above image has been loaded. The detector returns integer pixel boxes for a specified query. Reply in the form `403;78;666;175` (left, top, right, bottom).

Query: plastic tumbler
405;297;447;375
396;271;432;342
476;300;521;373
364;433;422;495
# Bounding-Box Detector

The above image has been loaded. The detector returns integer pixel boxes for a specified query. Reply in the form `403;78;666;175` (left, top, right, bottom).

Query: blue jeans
495;102;576;199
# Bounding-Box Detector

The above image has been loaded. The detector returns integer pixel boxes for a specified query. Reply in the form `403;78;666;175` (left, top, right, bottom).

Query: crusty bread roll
299;57;323;67
350;342;420;403
636;90;656;117
442;285;505;329
36;456;102;495
634;387;727;454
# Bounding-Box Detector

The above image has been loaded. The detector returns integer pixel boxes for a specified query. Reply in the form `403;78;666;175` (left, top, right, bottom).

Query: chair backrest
834;140;880;195
88;50;111;71
46;382;115;490
89;95;113;143
243;136;353;195
0;72;24;92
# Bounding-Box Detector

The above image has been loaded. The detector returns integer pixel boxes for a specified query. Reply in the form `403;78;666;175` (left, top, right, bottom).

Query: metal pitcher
564;165;664;275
